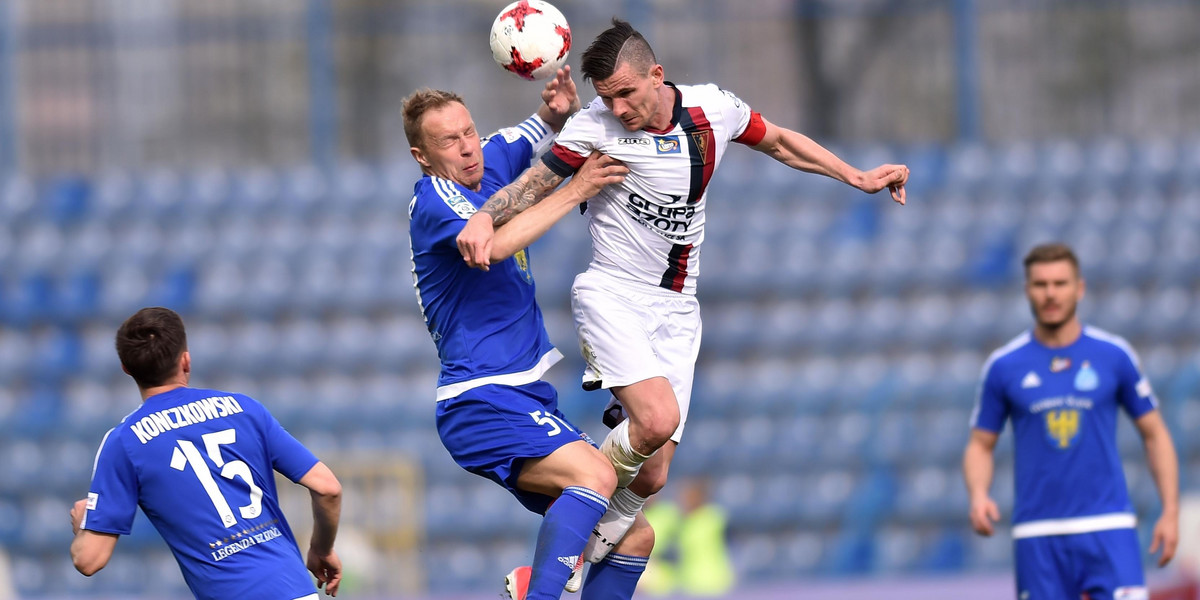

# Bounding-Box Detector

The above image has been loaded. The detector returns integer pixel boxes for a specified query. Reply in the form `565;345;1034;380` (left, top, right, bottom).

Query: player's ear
1077;277;1086;301
180;351;191;376
411;145;431;170
649;63;664;85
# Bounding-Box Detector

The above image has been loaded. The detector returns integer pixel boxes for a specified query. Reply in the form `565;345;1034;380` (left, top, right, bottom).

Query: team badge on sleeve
87;492;98;510
497;127;523;144
720;89;745;108
443;194;478;219
1114;586;1149;600
1136;378;1153;398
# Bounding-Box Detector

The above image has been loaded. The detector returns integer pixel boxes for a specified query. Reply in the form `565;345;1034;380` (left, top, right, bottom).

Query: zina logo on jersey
1045;409;1081;449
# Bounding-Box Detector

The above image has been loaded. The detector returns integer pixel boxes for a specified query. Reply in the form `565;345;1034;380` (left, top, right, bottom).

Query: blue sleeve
482;114;553;182
1115;349;1157;420
971;361;1009;433
260;407;320;483
410;184;473;254
83;428;139;535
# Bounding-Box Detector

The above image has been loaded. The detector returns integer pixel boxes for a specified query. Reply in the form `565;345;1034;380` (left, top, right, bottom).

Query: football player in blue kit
70;307;343;599
963;243;1179;600
404;67;637;600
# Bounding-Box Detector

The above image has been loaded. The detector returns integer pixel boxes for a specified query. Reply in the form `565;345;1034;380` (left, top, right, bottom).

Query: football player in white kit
457;18;909;595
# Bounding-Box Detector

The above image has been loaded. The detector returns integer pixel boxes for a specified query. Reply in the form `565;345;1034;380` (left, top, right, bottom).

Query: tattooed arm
491;154;625;262
456;161;568;270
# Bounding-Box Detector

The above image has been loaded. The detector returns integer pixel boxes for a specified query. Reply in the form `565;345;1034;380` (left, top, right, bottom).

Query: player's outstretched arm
1135;410;1180;567
752;117;908;204
537;66;580;132
456;161;567;270
69;498;119;576
299;462;343;596
491;153;627;262
962;429;1001;537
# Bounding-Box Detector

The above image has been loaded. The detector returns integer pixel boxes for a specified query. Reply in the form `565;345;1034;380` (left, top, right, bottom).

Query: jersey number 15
170;428;264;528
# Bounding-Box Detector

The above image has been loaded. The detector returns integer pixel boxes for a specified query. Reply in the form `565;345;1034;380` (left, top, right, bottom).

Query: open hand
541;66;579;120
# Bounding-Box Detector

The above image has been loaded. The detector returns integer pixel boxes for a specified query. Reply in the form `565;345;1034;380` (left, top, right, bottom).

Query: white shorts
570;270;701;443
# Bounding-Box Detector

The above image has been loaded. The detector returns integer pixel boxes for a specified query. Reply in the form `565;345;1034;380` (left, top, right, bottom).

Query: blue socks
528;486;608;599
580;553;649;600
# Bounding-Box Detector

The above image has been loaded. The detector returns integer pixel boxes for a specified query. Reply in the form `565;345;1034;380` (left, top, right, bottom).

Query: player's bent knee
573;447;618;496
614;514;655;557
630;414;678;450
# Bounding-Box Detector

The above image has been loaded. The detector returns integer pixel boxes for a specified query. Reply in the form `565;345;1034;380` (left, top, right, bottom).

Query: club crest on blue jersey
655;136;681;154
1074;361;1099;391
513;249;534;285
1045;409;1081;449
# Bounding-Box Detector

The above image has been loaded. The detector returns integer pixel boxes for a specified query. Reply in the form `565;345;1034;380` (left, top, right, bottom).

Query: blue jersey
408;114;562;400
84;387;319;600
970;326;1158;536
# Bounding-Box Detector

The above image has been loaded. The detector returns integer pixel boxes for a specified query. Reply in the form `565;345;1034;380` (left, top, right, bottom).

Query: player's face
1025;260;1084;330
411;102;484;191
593;61;665;132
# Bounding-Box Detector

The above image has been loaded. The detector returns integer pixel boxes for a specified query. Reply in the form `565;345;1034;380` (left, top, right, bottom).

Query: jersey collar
643;82;682;135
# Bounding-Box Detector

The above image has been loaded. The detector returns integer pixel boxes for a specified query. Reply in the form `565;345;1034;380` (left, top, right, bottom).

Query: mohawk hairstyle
580;18;657;82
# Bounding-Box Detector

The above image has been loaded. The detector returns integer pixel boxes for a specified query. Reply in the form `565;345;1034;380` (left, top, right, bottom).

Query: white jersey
543;83;765;295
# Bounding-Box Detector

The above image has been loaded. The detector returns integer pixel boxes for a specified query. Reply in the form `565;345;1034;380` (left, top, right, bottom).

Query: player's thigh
613;376;680;428
516;439;616;498
1078;529;1147;600
436;381;591;513
571;272;663;388
651;295;701;442
1015;536;1077;600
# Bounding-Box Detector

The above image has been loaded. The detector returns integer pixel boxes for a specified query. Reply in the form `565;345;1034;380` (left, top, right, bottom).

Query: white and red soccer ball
489;0;571;81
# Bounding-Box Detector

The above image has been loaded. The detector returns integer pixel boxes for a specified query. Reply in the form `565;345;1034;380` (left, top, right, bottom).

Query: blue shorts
435;381;595;515
1015;528;1146;600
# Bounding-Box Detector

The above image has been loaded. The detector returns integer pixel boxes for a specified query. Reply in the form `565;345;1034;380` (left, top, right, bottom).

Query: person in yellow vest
640;478;736;596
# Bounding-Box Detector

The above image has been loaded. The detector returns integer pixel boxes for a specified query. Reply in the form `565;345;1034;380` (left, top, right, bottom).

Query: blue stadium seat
39;175;91;225
920;528;968;572
135;169;183;219
872;525;922;573
230;167;281;217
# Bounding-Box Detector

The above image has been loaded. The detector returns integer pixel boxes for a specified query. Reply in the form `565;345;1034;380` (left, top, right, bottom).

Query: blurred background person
639;477;735;597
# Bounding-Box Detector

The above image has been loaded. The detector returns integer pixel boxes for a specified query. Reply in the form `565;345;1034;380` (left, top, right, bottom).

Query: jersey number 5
529;410;576;437
170;428;264;528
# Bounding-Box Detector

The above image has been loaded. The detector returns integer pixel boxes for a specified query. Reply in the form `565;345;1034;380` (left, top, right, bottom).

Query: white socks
598;419;653;488
583;487;647;563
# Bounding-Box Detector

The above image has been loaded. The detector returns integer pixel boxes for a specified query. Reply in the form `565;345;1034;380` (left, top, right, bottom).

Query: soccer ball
489;0;571;81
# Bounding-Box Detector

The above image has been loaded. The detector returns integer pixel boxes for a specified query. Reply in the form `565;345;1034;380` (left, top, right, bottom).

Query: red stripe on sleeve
550;143;588;170
733;111;766;146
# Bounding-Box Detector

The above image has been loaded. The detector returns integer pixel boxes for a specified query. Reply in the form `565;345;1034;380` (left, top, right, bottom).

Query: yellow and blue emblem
1045;409;1081;449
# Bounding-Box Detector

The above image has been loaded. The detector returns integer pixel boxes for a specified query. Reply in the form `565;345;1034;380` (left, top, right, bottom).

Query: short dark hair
1023;243;1081;278
580;18;657;82
401;88;466;149
116;307;188;388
